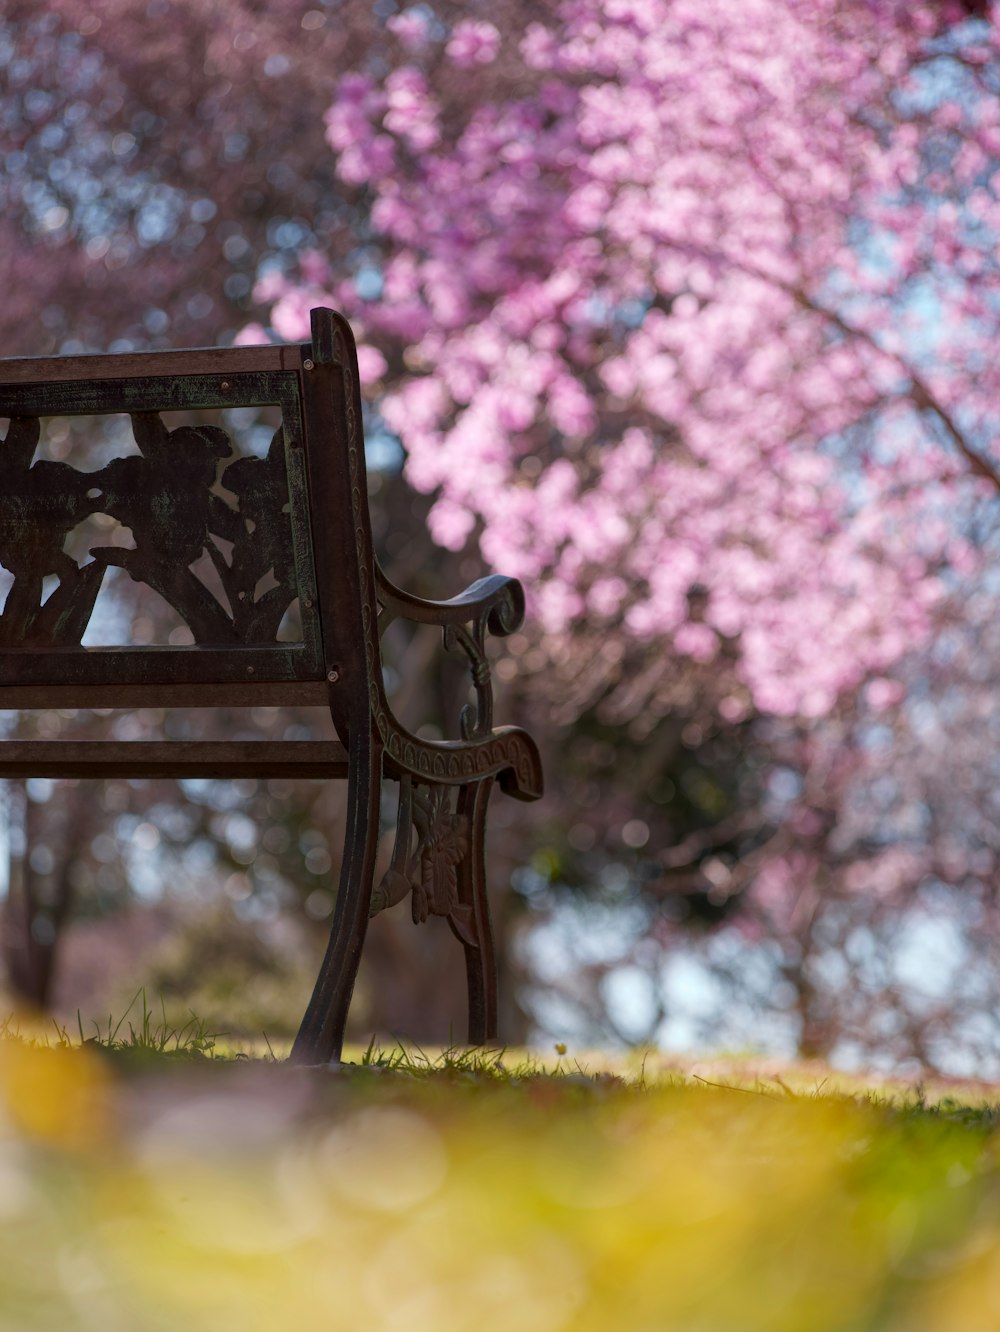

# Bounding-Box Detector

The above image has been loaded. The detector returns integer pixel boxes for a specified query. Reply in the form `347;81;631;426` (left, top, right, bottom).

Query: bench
0;306;542;1063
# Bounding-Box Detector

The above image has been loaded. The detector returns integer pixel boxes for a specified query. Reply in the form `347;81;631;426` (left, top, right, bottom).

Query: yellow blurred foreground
0;1039;999;1331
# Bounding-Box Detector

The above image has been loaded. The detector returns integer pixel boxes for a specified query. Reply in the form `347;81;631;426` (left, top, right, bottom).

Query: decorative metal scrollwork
370;776;478;947
443;620;493;741
0;413;299;648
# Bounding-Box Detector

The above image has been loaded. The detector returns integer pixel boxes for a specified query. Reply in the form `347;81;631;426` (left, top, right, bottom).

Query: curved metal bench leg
290;734;382;1064
452;777;498;1045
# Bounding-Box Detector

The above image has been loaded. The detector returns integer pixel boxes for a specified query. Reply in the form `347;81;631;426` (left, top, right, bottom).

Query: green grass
2;1020;1000;1329
72;986;222;1059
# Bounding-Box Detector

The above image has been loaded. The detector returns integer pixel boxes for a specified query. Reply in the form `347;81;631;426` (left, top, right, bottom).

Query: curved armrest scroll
375;566;526;741
375;567;525;636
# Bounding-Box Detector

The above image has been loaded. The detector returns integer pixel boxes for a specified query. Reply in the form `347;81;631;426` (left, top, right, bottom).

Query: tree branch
791;286;1000;495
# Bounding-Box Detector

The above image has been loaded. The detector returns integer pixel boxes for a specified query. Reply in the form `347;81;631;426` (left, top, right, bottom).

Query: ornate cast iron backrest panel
0;365;324;689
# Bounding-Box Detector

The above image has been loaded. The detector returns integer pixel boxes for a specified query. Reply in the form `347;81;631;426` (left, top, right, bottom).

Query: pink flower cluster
259;0;1000;719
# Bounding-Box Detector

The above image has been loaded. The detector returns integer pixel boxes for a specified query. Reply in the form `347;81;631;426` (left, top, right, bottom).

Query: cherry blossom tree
6;0;996;717
249;0;1000;725
262;0;1000;1067
4;0;1000;1063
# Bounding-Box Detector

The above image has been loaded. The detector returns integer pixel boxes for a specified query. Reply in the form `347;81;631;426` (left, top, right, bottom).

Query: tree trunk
2;779;82;1011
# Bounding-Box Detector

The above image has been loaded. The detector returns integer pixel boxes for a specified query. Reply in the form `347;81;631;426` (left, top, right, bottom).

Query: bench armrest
375;566;525;741
374;568;525;635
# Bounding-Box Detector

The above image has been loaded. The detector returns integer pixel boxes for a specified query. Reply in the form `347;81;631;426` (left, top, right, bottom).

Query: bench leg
453;778;499;1045
290;737;382;1064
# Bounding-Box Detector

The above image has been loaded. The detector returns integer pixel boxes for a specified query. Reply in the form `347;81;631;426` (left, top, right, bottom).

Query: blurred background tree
3;0;1000;1073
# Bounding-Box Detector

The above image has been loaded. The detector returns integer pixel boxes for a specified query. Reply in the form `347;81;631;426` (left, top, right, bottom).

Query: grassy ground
2;1018;1000;1331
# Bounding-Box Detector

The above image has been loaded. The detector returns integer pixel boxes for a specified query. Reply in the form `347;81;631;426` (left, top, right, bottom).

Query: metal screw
327;669;340;684
303;358;315;371
220;380;231;392
247;666;255;676
304;599;314;610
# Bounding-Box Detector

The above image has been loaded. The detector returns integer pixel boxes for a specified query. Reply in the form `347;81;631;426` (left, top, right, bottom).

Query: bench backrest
0;308;373;718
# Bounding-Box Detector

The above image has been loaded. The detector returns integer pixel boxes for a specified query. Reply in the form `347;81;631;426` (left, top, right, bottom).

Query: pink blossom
356;344;388;385
865;678;906;712
384;68;440;151
588;577;628;618
298;250;333;286
387;10;433;51
270;289;321;341
520;23;558;70
428;497;476;550
232;322;270;347
252;0;997;721
674;623;718;664
446;21;501;68
252;270;289;305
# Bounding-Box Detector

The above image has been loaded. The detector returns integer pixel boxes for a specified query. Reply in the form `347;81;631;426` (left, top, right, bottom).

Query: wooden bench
0;306;542;1063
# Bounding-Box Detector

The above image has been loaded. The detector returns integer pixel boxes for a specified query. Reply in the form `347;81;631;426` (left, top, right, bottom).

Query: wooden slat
0;740;348;779
0;344;302;385
0;681;331;710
